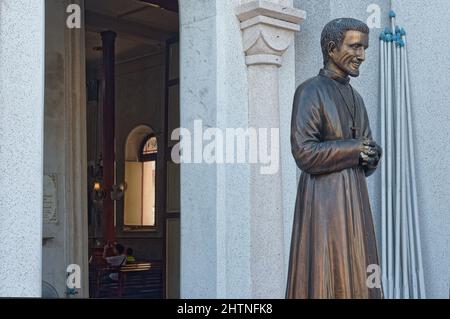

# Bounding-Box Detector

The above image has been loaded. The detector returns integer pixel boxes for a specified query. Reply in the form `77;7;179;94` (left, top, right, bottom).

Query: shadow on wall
42;281;59;298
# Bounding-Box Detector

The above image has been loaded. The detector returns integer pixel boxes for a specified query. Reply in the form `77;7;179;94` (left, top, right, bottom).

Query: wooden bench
90;261;163;298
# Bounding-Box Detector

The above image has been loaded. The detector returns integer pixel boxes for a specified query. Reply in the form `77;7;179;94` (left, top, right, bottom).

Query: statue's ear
327;41;337;59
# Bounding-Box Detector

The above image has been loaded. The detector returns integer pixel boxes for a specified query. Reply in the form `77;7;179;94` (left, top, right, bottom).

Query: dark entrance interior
85;0;180;298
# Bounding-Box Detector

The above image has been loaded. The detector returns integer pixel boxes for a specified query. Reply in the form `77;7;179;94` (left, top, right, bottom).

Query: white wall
180;0;253;298
180;0;221;298
0;0;45;297
392;0;450;299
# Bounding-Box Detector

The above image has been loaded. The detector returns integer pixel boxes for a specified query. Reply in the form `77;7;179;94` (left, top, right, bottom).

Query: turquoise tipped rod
399;35;410;298
401;32;419;299
380;33;388;296
393;29;402;299
385;29;395;299
390;10;402;299
383;36;391;295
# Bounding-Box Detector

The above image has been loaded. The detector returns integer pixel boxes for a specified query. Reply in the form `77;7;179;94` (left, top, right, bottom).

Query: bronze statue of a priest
286;18;383;299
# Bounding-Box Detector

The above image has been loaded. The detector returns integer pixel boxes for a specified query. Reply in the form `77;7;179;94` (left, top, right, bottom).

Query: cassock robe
286;69;383;299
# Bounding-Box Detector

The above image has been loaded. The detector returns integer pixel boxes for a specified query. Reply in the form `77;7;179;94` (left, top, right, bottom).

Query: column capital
236;0;306;66
100;30;117;43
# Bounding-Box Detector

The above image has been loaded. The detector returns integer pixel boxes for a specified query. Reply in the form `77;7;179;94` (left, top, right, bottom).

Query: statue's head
321;18;369;77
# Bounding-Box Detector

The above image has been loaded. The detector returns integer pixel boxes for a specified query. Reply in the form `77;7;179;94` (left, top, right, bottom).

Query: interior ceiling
85;0;179;65
86;31;159;65
139;0;178;12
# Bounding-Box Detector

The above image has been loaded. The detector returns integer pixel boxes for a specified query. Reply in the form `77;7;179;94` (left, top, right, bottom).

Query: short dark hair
115;243;125;254
321;18;369;66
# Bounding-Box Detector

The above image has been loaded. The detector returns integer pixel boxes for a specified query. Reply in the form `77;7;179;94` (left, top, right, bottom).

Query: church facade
0;0;449;298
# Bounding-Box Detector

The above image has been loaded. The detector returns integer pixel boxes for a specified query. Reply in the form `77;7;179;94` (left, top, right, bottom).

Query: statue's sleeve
291;84;361;175
360;99;379;177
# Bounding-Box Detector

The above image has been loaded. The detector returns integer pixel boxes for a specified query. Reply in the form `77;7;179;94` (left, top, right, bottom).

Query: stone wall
391;0;450;299
0;0;45;297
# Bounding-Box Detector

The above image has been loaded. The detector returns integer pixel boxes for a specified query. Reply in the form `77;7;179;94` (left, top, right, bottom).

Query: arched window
124;133;157;228
140;135;158;160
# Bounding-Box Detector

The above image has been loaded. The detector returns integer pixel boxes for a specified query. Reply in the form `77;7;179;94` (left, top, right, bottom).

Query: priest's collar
319;68;351;85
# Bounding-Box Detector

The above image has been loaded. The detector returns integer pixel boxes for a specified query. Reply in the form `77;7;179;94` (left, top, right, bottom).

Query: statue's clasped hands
359;138;382;169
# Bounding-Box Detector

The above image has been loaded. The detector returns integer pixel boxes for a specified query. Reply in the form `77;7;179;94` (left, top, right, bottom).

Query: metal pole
399;37;409;298
389;11;400;298
385;30;394;299
388;14;398;299
400;30;418;299
380;33;388;297
393;23;403;300
405;145;418;298
383;33;391;298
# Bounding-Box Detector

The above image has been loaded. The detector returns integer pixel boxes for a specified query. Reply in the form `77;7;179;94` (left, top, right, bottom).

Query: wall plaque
43;174;58;224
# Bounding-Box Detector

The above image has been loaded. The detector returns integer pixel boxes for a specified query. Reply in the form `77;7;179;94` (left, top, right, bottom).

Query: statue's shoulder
294;75;327;98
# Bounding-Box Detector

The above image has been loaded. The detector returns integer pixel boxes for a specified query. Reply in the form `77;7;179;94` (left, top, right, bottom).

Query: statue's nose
357;49;365;62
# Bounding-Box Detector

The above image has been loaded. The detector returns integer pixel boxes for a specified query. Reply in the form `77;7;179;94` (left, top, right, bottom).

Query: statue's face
330;30;369;77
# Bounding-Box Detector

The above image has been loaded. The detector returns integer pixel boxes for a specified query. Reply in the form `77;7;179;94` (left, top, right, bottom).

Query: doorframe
65;0;187;298
162;36;181;298
64;0;90;298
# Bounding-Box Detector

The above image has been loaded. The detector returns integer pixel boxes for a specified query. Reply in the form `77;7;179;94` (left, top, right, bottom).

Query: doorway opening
85;0;180;298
